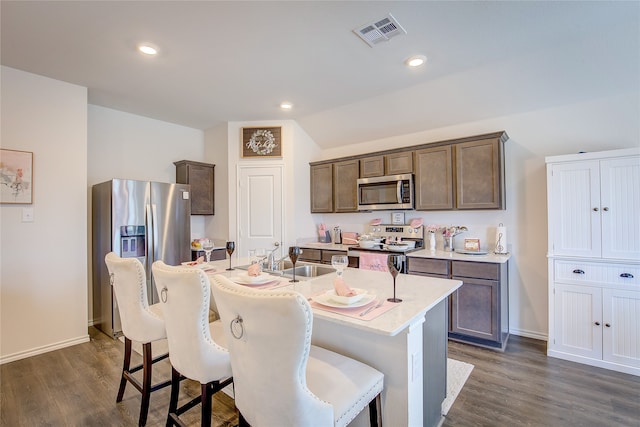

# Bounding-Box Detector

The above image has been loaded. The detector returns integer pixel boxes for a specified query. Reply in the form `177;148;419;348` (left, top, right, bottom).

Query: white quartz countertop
205;256;461;337
407;248;511;263
297;242;511;263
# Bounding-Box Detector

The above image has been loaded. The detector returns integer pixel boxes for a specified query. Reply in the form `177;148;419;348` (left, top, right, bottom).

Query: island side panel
423;298;447;426
311;315;427;427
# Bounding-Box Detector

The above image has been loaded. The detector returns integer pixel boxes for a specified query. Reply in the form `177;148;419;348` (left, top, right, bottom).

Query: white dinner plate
232;273;274;285
313;291;376;309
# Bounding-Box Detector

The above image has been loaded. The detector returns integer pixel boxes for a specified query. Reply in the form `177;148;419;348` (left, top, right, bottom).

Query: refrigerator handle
146;203;154;278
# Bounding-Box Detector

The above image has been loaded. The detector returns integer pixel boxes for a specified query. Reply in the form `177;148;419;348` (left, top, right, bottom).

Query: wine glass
331;255;348;278
387;254;405;303
288;246;302;283
226;241;235;271
201;238;214;263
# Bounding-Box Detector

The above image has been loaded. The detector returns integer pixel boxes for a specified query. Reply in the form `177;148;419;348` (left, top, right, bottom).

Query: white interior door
238;165;284;260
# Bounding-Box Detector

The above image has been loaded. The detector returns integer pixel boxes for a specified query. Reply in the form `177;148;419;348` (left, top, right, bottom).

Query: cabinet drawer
407;258;450;276
554;260;639;286
452;261;499;280
299;248;322;262
322;250;347;264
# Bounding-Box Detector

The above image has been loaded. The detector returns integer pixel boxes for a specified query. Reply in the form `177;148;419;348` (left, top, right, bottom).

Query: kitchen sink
282;264;335;278
236;261;335;279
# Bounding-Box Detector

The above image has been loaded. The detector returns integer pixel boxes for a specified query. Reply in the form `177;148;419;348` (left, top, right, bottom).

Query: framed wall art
0;149;33;204
242;126;282;158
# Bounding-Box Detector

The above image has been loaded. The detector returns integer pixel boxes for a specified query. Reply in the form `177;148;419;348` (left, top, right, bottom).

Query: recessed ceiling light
280;102;293;110
405;55;427;68
137;43;158;56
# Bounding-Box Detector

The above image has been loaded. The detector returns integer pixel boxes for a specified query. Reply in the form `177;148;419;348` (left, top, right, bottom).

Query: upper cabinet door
333;159;359;212
414;145;453;210
310;163;333;213
455;138;504;209
360;155;385;178
385;151;413;175
600;157;640;260
174;160;215;215
549;160;602;258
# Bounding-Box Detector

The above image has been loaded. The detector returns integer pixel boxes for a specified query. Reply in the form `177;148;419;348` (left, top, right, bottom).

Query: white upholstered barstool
210;274;384;427
104;252;171;427
152;261;233;427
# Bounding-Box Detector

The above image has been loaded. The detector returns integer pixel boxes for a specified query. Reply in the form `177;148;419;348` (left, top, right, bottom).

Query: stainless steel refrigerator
92;179;191;338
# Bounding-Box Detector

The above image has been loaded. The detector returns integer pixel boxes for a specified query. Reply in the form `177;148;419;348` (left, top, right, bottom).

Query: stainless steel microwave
357;174;414;211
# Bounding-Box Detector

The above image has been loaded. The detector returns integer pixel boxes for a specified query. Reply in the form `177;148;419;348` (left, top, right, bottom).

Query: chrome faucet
264;242;281;271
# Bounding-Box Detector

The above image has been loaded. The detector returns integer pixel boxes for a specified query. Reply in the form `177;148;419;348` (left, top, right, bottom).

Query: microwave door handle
397;181;402;203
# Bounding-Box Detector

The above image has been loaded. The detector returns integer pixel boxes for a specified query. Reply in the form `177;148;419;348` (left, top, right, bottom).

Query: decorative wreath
246;129;277;155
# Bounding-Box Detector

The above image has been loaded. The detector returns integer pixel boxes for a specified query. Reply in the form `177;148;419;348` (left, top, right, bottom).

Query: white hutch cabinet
546;148;640;376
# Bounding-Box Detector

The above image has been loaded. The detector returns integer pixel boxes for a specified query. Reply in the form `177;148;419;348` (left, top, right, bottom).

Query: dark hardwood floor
1;328;638;426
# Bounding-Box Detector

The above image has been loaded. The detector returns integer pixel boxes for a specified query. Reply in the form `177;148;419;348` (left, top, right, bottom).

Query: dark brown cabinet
360;155;385;178
414;145;454;210
174;160;215;215
310;163;333;213
333;160;359;212
385;151;413;175
360;151;413;178
455;138;505;209
407;257;509;350
300;247;358;268
311;131;508;212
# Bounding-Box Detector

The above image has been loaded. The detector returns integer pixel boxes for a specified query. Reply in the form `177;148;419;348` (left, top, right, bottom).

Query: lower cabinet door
602;288;640;367
450;277;499;342
553;284;602;359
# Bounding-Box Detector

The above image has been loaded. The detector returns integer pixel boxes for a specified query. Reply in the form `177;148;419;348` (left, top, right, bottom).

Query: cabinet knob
592;207;599;212
620;273;634;279
595;321;601;326
605;323;611;328
603;207;609;211
572;269;585;274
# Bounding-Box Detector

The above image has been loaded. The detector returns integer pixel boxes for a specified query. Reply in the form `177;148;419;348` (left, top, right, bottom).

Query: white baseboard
0;334;90;365
509;328;548;342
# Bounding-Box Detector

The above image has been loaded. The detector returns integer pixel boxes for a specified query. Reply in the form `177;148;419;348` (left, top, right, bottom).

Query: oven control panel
366;224;424;240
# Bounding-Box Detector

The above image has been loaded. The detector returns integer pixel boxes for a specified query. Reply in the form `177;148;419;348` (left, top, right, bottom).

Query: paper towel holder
494;223;509;255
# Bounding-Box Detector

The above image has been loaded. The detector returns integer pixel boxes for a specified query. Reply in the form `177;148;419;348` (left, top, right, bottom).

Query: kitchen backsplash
307;211;510;252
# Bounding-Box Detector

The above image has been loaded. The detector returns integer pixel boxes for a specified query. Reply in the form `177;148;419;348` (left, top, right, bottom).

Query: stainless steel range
347;224;424;257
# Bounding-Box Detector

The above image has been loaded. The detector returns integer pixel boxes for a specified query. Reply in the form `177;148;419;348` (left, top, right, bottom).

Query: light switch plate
22;207;34;222
182;191;189;200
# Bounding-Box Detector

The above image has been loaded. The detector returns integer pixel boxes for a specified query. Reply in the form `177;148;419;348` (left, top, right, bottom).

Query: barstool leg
117;337;132;402
201;382;212;427
139;342;152;426
166;367;181;427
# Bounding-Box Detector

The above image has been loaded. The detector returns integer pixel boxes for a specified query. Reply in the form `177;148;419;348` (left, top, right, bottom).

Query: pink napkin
410;218;423;228
247;263;261;276
318;223;326;237
333;277;356;296
185;256;204;266
370;218;382;226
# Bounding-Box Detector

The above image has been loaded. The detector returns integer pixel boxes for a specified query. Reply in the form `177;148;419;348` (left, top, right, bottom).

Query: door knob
592;207;599;212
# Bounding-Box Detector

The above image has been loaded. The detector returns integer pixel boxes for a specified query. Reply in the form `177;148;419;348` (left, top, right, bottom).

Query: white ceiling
2;1;638;148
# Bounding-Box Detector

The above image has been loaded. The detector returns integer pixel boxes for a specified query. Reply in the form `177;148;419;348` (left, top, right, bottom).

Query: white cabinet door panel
550;161;601;257
600;157;640;260
553;284;602;359
602;289;640;367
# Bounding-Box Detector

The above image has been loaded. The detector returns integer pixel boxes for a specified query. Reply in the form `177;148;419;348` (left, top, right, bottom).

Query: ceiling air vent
354;13;407;47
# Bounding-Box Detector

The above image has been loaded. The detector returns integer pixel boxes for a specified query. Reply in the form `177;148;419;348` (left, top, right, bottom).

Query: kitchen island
204;257;461;427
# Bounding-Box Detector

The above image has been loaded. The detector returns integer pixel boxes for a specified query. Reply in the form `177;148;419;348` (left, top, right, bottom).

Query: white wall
86;105;205;322
1;67;89;363
311;91;640;340
221;120;321;253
